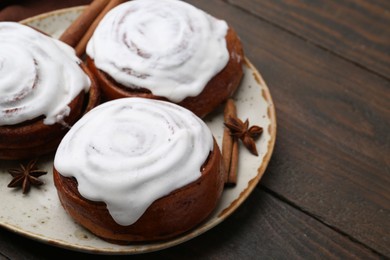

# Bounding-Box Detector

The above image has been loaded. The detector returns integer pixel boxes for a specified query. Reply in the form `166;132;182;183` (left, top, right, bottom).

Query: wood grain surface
0;0;389;258
226;0;390;79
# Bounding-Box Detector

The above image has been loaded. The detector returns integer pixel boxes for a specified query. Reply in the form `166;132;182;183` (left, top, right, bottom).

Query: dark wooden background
0;0;389;259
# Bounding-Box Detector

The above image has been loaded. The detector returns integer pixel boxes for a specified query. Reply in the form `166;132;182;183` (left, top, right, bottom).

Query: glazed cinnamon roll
86;0;244;118
0;22;100;160
53;98;225;243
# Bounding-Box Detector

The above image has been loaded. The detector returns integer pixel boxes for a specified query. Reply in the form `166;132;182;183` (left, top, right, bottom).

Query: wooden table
0;0;389;259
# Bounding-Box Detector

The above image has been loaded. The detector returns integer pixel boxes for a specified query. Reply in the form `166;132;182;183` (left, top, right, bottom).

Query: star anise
224;116;263;156
7;160;47;194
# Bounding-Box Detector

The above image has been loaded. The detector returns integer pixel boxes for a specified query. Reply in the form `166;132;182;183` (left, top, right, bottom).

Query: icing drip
86;0;229;102
54;98;214;226
0;22;91;126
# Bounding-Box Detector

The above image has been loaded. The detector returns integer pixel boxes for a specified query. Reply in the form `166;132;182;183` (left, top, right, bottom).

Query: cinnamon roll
86;0;244;118
53;98;225;243
0;22;100;160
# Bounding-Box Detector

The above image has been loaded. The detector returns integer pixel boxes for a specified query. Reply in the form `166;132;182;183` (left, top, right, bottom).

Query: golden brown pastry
86;0;244;118
53;98;225;243
0;22;100;160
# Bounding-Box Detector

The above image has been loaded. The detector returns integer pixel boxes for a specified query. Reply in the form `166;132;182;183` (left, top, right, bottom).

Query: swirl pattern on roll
0;22;91;126
86;0;229;102
54;98;214;225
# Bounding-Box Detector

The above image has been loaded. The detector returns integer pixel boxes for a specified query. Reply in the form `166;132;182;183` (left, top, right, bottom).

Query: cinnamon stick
222;98;239;186
59;0;109;48
74;0;127;57
228;138;239;185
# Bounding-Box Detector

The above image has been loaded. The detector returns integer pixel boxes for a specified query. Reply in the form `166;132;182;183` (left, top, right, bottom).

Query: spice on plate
7;160;47;194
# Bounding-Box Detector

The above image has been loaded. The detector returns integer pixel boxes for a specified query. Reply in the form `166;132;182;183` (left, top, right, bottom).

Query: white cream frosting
54;98;214;226
86;0;229;102
0;22;91;126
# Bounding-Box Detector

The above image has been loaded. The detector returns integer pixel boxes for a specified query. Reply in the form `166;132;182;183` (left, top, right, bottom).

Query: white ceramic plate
0;6;276;255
